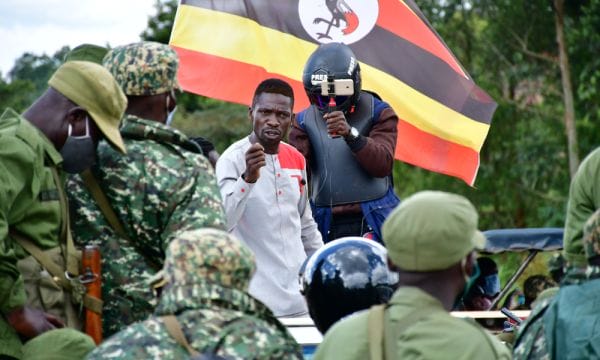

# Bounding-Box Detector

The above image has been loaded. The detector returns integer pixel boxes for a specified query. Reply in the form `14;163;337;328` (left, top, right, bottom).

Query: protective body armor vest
303;92;389;206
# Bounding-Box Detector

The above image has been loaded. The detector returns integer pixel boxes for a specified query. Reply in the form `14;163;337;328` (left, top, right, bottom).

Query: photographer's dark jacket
289;91;400;242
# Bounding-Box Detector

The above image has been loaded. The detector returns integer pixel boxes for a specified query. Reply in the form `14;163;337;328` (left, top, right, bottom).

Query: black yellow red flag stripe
169;0;497;185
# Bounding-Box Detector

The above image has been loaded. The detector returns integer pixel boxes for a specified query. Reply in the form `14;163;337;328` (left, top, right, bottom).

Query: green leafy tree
0;75;35;112
6;46;71;109
141;0;223;113
141;0;178;44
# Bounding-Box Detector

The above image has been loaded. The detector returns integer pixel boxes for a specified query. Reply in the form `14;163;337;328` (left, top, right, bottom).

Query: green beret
383;191;485;271
64;44;108;65
48;61;127;154
22;329;95;360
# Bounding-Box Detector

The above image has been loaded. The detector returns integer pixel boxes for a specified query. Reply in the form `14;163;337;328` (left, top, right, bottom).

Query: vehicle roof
482;227;563;254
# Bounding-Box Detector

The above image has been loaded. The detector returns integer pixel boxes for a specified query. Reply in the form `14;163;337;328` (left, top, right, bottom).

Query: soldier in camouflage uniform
87;228;303;359
513;209;600;359
67;41;226;337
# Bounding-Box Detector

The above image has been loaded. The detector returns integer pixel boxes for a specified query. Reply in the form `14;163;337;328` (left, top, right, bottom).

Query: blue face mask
453;258;481;309
60;117;96;174
481;274;501;297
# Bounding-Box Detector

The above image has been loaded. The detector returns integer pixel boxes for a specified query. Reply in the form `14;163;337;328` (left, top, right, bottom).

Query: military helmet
299;237;396;334
302;43;361;113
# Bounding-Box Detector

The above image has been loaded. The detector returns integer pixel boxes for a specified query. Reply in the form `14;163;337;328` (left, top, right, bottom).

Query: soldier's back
87;306;302;360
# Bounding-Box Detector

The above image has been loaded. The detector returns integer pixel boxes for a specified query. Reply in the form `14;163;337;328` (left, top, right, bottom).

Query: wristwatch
345;126;360;142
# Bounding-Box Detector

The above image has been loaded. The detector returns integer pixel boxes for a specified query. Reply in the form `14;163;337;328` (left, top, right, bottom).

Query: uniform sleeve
0;138;36;313
164;154;227;250
215;152;256;231
351;107;398;178
298;167;323;256
563;149;600;267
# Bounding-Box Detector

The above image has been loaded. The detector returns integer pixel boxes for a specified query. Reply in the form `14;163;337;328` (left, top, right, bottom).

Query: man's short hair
251;78;294;109
477;257;498;276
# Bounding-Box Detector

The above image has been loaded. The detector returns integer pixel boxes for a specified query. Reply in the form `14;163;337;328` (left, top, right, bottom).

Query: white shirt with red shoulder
216;137;323;317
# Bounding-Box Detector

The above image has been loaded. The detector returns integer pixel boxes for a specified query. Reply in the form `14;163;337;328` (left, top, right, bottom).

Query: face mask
481;274;501;297
453;257;481;309
60;117;96;174
165;93;177;126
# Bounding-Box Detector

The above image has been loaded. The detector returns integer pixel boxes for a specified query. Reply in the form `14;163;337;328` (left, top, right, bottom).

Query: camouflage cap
382;191;486;271
103;41;180;96
163;228;256;290
583;209;600;259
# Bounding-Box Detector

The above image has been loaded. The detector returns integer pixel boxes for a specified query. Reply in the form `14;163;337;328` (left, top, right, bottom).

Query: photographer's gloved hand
5;306;64;339
323;111;350;138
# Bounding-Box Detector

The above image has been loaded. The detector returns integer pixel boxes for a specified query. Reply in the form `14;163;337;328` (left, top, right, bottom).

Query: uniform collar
121;114;202;154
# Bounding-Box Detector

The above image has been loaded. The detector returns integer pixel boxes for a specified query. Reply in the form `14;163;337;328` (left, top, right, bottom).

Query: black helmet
302;43;361;113
299;237;396;334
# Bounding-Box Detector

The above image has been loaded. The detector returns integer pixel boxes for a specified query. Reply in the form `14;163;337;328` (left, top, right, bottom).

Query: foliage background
2;0;599;295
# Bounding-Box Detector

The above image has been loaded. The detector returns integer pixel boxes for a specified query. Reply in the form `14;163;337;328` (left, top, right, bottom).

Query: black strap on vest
80;169;162;271
10;164;102;313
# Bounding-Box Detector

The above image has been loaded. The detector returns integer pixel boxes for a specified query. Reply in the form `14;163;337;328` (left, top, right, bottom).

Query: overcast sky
0;0;158;78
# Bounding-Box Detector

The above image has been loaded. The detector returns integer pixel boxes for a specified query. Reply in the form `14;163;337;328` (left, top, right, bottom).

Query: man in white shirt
216;78;324;317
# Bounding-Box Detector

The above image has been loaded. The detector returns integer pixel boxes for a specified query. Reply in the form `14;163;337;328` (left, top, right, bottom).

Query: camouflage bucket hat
103;41;180;96
163;229;256;290
583;209;600;259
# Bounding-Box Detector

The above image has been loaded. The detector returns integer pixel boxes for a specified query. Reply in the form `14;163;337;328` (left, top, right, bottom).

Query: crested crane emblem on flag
299;0;379;44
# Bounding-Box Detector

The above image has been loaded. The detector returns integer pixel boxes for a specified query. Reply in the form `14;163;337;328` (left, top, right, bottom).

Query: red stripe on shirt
278;142;305;170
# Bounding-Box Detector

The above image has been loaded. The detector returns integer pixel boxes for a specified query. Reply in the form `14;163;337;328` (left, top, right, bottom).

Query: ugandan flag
169;0;496;185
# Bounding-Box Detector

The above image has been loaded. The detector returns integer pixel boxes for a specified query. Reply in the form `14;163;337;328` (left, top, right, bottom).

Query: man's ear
65;107;88;136
463;251;477;277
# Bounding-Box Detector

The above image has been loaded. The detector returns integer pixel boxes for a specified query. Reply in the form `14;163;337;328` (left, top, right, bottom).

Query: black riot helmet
302;42;362;114
299;237;397;334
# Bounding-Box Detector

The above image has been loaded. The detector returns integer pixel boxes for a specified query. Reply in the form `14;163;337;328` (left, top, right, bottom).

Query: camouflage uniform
67;42;226;337
87;229;303;359
513;209;600;359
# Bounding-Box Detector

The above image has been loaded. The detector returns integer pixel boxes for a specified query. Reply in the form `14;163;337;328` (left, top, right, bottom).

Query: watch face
351;127;359;138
